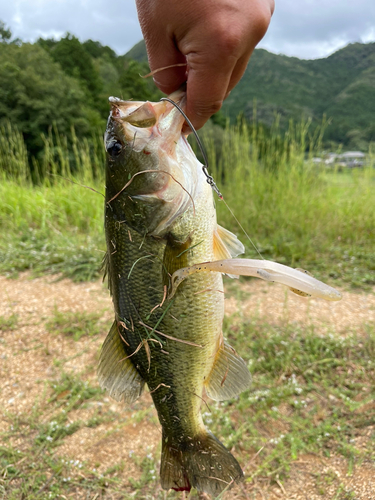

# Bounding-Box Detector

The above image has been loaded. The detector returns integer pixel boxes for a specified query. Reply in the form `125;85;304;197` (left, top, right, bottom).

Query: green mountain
125;39;149;63
125;40;375;148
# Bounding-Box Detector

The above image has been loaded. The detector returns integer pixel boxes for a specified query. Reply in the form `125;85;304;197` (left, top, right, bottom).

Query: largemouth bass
98;92;341;496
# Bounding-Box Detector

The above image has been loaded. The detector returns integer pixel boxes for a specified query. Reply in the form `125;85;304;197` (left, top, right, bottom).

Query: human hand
136;0;274;131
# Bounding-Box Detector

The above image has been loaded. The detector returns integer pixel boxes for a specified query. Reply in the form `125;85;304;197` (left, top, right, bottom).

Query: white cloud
0;0;374;58
259;0;375;58
0;0;143;54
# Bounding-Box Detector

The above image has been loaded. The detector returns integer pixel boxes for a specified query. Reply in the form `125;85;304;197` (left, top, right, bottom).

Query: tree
0;20;11;43
117;58;162;102
46;34;103;101
0;43;103;156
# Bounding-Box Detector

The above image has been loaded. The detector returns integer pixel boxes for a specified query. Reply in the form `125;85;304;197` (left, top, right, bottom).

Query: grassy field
0;120;374;499
0;120;374;289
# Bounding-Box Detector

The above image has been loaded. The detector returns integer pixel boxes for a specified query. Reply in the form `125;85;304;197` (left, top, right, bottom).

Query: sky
1;0;375;60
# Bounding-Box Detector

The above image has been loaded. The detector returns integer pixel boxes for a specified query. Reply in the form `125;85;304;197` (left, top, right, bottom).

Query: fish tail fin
160;430;243;495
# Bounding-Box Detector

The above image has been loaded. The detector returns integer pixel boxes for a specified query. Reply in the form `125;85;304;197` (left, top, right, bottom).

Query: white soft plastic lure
169;258;342;301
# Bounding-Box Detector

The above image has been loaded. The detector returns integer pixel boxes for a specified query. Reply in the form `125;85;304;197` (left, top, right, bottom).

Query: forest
1;19;375;172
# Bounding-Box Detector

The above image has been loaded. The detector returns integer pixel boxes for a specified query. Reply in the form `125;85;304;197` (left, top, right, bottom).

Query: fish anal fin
97;320;145;404
205;341;251;401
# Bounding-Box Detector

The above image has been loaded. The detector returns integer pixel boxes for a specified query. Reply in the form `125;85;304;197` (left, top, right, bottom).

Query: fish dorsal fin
205;341;251;401
213;225;245;260
97;320;145;404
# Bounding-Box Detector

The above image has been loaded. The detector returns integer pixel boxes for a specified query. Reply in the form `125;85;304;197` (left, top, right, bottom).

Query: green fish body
99;94;250;495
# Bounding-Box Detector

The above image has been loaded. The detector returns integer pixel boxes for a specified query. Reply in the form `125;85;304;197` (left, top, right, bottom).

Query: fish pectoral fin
168;258;342;301
213;225;245;279
205;341;251;401
97;320;145;404
214;225;245;259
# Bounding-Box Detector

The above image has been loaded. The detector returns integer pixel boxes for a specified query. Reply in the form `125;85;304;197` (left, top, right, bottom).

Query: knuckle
216;30;242;56
251;2;274;40
195;100;223;117
209;23;243;58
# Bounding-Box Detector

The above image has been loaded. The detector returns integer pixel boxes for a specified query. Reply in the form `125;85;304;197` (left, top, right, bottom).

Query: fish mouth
105;89;187;154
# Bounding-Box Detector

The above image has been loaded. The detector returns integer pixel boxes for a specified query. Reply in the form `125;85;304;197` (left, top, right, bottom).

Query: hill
125;40;375;148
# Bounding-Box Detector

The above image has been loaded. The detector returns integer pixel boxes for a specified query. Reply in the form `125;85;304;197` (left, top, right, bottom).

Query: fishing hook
160;97;223;199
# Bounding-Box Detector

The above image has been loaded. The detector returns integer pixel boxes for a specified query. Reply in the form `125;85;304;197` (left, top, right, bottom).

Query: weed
0;313;18;332
49;372;103;407
207;317;375;483
46;308;104;340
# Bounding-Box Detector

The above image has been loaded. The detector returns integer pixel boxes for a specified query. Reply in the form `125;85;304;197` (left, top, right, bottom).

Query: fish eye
107;141;123;158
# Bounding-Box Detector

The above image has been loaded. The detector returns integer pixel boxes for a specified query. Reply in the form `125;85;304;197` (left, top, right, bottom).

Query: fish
98;91;342;496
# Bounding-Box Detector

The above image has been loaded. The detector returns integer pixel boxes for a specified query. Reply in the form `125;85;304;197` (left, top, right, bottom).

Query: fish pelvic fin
97;320;145;404
160;431;243;495
205;341;251;401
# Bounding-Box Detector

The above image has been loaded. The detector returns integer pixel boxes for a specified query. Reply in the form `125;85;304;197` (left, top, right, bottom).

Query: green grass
215;316;375;482
0;120;374;289
0;180;104;281
0;121;373;498
0;313;18;332
46;308;104;341
204;122;375;289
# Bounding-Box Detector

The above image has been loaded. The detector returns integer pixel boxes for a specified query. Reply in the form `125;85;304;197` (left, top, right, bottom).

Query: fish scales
106;168;224;437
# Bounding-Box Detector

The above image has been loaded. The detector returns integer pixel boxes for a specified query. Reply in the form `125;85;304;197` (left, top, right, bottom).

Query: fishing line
160;97;223;198
221;197;264;260
160;97;264;260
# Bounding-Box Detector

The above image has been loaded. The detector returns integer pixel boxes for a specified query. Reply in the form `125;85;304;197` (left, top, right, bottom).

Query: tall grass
0;121;106;185
0;119;374;286
202;119;375;287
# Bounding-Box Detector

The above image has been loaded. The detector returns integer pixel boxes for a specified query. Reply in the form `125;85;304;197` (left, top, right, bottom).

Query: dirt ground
0;273;374;500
